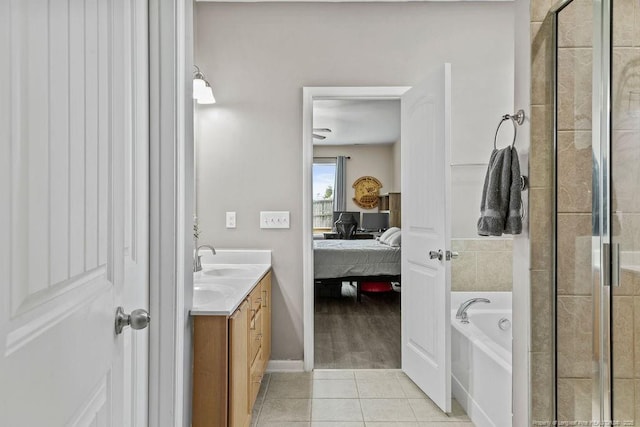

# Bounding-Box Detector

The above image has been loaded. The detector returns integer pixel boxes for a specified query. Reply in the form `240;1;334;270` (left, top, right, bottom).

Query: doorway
302;87;409;372
311;98;402;369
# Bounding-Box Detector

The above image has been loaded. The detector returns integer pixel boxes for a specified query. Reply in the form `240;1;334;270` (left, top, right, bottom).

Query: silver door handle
115;307;150;335
429;250;443;261
447;251;459;261
612;242;620;287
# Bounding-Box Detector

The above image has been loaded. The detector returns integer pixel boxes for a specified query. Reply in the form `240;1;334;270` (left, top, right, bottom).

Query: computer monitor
361;212;389;231
332;211;360;230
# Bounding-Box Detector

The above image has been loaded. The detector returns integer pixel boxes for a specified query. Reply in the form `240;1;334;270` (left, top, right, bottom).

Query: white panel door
0;0;149;426
401;63;452;413
122;0;150;426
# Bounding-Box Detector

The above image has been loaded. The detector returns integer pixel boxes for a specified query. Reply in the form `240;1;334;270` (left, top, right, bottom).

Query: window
313;159;336;231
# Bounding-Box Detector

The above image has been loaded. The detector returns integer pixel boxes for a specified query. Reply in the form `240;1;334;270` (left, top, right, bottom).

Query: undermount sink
201;264;264;278
193;288;230;306
192;250;272;315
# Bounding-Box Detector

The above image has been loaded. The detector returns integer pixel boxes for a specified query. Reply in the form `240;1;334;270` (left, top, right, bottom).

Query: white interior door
122;0;150;426
401;63;452;413
0;0;149;425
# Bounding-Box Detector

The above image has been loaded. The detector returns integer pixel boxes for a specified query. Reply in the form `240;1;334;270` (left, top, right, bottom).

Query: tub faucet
193;244;216;272
456;298;491;324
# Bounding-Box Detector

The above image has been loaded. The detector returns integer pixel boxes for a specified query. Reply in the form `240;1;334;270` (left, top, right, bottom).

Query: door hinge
612;242;620;287
603;243;611;287
602;243;621;287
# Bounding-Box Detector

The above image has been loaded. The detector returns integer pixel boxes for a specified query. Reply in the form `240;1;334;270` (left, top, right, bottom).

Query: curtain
333;156;347;212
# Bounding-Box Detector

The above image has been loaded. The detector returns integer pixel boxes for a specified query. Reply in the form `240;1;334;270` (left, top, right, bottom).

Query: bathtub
451;292;512;427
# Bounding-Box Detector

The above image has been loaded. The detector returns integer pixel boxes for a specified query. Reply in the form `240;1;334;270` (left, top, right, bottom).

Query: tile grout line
309;377;315;423
256;370;474;426
407;397;423;425
254;374;271;426
354;374;366;424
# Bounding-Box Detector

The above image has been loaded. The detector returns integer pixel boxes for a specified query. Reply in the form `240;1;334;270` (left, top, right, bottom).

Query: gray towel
477;146;522;236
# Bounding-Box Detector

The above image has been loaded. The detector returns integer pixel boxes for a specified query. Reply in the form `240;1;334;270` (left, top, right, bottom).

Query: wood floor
314;282;401;369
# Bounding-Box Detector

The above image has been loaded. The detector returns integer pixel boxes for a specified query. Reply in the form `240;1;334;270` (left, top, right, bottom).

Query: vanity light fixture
193;65;216;104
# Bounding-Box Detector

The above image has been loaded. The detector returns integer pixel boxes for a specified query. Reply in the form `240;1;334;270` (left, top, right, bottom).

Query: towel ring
493;109;525;150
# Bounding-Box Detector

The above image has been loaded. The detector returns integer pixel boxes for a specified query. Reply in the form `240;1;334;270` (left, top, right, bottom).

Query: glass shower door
609;0;640;423
554;0;640;424
554;0;596;423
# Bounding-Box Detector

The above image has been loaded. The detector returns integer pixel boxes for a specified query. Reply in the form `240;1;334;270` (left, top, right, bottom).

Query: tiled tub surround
451;239;513;292
249;370;473;427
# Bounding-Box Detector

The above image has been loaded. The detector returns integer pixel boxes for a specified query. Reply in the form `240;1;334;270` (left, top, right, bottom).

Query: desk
323;232;374;240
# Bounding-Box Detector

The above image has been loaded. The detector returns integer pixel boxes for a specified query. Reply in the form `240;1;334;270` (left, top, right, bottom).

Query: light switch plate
260;211;290;229
226;212;236;228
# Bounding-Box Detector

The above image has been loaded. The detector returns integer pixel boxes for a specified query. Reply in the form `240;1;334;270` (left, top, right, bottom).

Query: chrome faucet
193;244;216;272
456;298;491;324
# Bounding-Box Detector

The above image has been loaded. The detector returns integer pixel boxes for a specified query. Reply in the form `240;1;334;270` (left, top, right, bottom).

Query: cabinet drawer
249;283;263;316
250;349;263;407
250;308;262;364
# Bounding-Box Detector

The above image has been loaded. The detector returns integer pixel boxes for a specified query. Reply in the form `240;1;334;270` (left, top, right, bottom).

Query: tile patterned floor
250;370;475;427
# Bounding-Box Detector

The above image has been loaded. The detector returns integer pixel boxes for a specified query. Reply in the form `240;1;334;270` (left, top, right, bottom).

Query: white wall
195;2;515;360
511;0;532;425
313;144;395;214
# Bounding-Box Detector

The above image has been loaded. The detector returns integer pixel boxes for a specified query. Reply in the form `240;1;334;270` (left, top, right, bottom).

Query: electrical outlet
260;211;290;229
226;212;236;228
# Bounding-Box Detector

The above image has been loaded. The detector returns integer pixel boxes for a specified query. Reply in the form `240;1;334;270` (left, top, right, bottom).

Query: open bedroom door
400;63;452;413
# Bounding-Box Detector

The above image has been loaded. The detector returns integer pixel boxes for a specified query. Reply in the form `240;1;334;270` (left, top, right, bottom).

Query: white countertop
190;250;272;316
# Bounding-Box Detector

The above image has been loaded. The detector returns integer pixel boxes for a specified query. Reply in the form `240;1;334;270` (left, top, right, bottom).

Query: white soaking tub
451;292;512;427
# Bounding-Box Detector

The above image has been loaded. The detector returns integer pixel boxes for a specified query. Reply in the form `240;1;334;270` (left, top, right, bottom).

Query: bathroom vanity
191;250;272;427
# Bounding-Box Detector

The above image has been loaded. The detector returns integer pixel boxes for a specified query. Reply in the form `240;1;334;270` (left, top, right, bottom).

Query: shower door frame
551;0;614;423
592;0;614;422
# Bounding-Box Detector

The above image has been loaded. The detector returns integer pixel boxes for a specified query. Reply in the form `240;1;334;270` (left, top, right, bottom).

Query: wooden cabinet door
261;272;272;371
229;300;251;427
192;316;229;427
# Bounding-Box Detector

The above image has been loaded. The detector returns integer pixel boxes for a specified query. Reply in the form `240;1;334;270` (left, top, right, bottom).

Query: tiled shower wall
531;0;640;424
554;0;594;421
609;0;640;422
451;239;513;292
529;0;555;424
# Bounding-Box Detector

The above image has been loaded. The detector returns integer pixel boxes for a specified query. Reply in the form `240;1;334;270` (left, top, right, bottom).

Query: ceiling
312;99;400;146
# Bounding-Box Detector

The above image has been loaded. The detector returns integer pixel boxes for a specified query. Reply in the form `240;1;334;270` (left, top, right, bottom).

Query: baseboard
266;360;304;372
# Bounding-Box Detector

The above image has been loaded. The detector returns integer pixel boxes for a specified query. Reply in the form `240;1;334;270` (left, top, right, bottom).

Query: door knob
429;250;443;261
446;251;459;261
115;307;150;335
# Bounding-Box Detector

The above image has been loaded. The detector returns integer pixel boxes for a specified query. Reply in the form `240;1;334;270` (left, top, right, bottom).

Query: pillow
385;231;401;247
378;227;400;243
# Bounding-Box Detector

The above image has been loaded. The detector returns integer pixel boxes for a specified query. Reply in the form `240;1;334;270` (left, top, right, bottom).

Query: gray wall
195;2;515;360
313;144;396;214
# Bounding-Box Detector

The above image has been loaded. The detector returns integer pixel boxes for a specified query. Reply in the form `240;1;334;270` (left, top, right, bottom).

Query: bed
313;239;401;301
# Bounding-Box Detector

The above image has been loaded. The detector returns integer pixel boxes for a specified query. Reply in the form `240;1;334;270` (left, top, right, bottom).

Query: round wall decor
352;176;383;209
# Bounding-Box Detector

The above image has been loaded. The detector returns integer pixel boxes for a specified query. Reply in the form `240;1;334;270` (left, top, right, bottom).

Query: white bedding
313;239;401;279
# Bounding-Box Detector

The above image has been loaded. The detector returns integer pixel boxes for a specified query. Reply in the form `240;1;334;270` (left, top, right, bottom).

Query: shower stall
553;0;640;423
